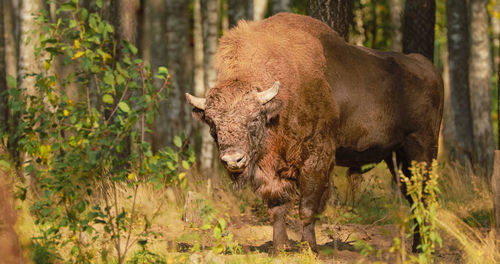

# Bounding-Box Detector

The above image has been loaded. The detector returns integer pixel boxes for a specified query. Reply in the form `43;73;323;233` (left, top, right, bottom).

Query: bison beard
186;13;443;254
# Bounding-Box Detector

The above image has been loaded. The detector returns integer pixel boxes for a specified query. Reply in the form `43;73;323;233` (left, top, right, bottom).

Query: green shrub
1;1;194;263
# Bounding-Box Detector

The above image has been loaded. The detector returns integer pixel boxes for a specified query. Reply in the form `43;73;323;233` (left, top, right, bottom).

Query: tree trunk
307;0;353;40
492;0;500;74
194;0;205;98
389;0;403;52
119;0;137;43
200;0;220;170
253;0;268;21
163;0;192;146
0;0;8;132
444;0;474;168
492;151;500;229
350;1;366;46
228;0;251;28
18;0;43;97
271;0;291;14
469;0;494;179
402;0;435;62
145;0;166;150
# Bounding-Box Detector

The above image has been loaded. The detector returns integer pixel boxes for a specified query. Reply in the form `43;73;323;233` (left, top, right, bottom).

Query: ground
0;168;24;264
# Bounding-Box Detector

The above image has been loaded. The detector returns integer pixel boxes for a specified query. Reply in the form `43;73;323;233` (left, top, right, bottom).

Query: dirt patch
0;169;24;264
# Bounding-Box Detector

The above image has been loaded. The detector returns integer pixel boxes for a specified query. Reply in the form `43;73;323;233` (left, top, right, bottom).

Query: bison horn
257;81;280;104
185;93;206;110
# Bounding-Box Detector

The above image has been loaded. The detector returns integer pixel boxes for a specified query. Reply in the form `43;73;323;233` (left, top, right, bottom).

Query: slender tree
389;0;403;52
164;0;192;146
200;0;220;169
194;0;205;98
469;0;494;178
307;0;353;40
0;0;7;132
444;0;474;168
18;0;44;97
271;0;291;14
228;0;252;28
254;0;268;21
4;0;17;78
402;0;435;61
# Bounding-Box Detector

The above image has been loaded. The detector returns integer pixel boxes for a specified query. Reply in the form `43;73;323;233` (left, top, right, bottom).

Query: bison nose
220;152;248;173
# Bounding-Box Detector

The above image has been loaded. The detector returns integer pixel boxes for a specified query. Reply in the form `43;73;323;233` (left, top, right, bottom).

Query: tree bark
200;0;220;169
118;0;137;43
144;0;166;150
271;0;291;14
228;0;252;28
492;151;500;229
389;0;403;52
469;0;494;179
162;0;192;146
307;0;353;40
444;0;474;168
402;0;435;62
194;0;205;98
18;0;43;97
253;0;268;21
0;0;8;132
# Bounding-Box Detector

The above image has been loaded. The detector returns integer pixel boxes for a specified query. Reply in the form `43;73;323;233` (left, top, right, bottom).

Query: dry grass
3;151;500;263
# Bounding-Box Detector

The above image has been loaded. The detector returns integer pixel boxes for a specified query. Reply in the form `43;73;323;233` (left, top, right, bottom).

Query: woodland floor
172;206;476;263
0;170;24;264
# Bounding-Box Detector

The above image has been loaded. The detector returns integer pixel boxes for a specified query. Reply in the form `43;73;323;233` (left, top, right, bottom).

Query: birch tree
389;0;403;52
254;0;268;21
200;0;220;169
469;0;494;178
444;0;474;168
18;0;44;97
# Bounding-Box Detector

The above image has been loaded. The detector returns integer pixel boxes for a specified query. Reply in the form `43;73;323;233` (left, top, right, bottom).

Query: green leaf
213;226;222;239
6;75;16;88
118;102;130;113
182;160;190;170
102;94;114;104
0;160;11;171
69;19;77;28
157;66;169;78
218;218;227;230
173;136;182;148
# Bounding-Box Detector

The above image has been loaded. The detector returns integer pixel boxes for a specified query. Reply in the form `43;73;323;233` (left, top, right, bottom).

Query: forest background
1;0;500;263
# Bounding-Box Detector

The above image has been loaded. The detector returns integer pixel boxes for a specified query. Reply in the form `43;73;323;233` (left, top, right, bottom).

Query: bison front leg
268;201;289;253
298;168;330;251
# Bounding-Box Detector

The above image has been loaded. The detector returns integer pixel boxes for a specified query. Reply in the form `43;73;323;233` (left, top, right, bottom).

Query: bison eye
248;122;259;136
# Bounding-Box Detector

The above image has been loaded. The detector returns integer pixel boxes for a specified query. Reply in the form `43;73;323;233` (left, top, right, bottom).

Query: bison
186;13;443;253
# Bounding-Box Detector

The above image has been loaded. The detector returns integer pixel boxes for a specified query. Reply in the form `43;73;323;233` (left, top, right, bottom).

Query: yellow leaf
72;51;85;60
74;39;80;49
67;99;73;107
44;60;51;70
127;173;135;180
63;109;69;116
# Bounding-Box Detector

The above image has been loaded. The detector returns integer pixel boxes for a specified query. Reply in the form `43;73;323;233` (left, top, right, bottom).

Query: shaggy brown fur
188;13;443;253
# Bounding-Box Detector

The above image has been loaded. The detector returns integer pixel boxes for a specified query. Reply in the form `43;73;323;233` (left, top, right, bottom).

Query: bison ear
186;93;207;122
264;99;282;123
192;107;206;122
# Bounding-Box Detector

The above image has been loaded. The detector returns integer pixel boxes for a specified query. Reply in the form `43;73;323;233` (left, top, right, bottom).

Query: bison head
186;81;282;181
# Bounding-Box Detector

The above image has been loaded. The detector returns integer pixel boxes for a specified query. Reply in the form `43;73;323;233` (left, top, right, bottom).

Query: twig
105;82;130;124
123;184;139;258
